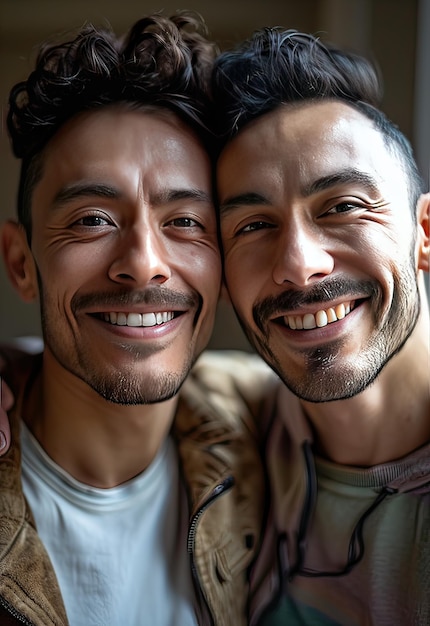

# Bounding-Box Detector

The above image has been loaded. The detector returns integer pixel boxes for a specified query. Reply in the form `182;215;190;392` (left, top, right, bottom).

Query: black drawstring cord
288;440;317;580
342;486;398;575
296;482;398;579
260;445;399;623
288;442;399;579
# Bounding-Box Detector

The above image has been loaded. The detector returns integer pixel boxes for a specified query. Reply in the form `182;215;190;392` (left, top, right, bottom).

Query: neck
302;302;430;467
23;350;178;488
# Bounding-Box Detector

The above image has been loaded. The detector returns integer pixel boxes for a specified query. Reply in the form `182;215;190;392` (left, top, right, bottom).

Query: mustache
71;286;199;314
253;278;379;332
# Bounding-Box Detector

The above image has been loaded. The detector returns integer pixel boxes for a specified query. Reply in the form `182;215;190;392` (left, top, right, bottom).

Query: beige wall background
0;0;428;348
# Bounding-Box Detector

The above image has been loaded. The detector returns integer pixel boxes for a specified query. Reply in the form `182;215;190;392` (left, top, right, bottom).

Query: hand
0;375;13;455
0;337;43;456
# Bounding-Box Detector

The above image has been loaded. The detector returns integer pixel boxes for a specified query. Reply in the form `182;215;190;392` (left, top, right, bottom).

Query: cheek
184;247;222;347
351;229;408;281
223;256;257;320
177;245;222;305
33;232;111;275
203;261;222;308
32;245;100;313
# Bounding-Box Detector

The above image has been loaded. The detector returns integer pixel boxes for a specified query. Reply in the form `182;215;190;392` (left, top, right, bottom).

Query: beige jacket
0;350;276;626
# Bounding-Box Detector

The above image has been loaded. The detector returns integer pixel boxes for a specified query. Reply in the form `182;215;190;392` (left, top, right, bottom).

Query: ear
416;193;429;272
1;220;38;302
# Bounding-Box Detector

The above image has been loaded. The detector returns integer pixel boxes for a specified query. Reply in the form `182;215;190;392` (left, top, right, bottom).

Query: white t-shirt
21;423;197;626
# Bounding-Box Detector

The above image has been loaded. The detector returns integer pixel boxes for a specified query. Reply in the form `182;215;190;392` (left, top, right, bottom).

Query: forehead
36;105;211;195
217;101;407;199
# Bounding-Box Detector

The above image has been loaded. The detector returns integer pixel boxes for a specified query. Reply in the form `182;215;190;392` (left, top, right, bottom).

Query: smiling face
6;105;221;404
218;101;425;402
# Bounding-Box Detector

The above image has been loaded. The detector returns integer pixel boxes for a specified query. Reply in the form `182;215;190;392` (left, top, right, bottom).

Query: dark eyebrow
302;169;380;197
51;184;211;210
219;192;270;217
151;188;212;206
52;183;120;209
219;169;379;217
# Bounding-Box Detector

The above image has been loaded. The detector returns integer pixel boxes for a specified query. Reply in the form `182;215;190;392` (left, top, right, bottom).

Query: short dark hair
8;11;218;239
212;28;424;209
212;28;382;139
347;100;425;211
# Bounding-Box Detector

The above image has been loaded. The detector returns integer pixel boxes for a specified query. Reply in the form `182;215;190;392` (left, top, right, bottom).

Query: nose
108;224;171;286
272;220;334;287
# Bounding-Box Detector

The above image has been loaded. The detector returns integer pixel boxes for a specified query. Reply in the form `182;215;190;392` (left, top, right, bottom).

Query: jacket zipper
291;440;317;578
187;475;235;626
0;595;34;625
252;440;316;624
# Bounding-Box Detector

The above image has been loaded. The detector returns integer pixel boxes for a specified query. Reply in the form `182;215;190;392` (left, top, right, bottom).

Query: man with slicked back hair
213;28;430;626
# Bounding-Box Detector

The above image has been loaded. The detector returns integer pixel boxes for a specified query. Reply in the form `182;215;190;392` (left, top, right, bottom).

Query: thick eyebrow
51;184;211;210
151;188;212;206
219;168;380;217
302;169;380;197
51;183;120;210
219;192;270;217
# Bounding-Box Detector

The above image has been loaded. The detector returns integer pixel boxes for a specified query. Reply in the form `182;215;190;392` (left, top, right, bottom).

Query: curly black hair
8;11;218;236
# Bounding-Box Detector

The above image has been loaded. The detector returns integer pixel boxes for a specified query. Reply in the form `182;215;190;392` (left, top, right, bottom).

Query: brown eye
74;215;111;227
238;221;275;235
327;202;360;215
168;217;202;229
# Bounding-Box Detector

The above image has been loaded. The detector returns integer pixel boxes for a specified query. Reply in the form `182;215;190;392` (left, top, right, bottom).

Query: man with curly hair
0;13;270;626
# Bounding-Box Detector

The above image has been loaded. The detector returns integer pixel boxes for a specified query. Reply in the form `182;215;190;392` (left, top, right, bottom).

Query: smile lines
103;311;175;327
284;301;355;330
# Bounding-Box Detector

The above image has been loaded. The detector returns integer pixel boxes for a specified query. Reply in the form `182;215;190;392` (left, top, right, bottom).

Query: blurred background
1;0;429;349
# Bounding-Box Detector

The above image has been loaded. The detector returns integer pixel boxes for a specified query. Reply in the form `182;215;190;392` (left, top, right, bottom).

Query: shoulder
178;349;281;440
188;349;279;400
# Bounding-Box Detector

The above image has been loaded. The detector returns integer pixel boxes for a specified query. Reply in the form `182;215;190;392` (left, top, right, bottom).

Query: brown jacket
0;350;276;626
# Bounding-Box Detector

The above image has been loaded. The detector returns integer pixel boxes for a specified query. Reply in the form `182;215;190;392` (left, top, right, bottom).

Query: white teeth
315;310;328;328
335;303;346;319
103;311;174;327
285;301;354;330
127;313;142;327
117;312;127;326
326;308;337;323
303;313;316;329
142;313;156;326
